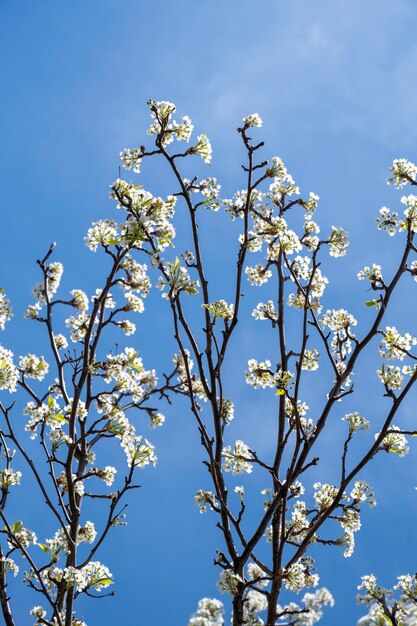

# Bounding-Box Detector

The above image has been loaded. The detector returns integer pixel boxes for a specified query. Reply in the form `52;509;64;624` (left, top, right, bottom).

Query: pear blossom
245;264;272;286
217;569;243;595
379;326;417;360
243;113;263;128
85;219;119;251
376;207;399;236
188;598;224;626
283;558;319;592
19;354;49;380
388;158;417;188
327;226;349;257
222;440;253;475
252;300;278;323
342;412;370;433
202;299;234;320
0;290;12;330
120;147;143;173
195;489;218;514
53;333;68;349
1;557;18;577
0;468;22;489
0;346;19;392
376;426;409;456
191;134;212;164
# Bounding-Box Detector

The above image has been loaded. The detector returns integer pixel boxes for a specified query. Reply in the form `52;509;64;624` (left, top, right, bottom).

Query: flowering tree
0;240;181;624
2;100;417;625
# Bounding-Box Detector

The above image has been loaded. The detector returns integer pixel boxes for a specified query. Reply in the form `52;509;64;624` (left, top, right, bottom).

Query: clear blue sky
2;1;417;624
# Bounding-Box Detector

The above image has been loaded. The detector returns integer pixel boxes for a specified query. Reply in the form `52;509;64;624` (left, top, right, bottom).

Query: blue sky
2;1;417;624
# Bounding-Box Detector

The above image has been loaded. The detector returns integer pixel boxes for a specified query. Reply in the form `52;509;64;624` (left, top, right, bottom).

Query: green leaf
53;413;66;423
97;578;113;587
364;299;380;309
275;389;285;396
47;395;54;409
37;543;50;553
11;520;23;533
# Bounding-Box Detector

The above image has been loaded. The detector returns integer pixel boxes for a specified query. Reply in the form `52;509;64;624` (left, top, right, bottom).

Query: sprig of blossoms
245;359;275;389
357;264;384;289
327;226;349;257
19;354;49;381
217;569;243;595
388;158;417;188
32;262;63;305
358;573;417;625
342;412;370;433
277;588;334;625
376;207;400;236
243;113;263;128
147;100;194;146
188;598;224;626
0;290;12;330
0;346;19;392
252;301;278;323
376;426;409;456
202;300;234;320
301;349;320;371
195;489;219;514
0;468;22;489
157;258;199;299
189;134;212;164
377;364;403;391
245;264;272;286
268;157;300;197
85;219;119;252
379;326;417;361
313;483;339;511
283;558;319;592
222;440;253;475
120;147;143;173
1;557;18;577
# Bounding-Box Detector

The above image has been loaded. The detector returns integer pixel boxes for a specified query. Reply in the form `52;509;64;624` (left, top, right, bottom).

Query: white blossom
388;158;417;188
328;226;349;257
195;489;218;514
202;300;234;320
376;426;409;457
0;290;12;330
283;558;319;592
85;219;119;251
217;569;243;595
342;412;370;433
222;440;253;475
192;134;212;164
0;468;21;489
313;483;338;511
252;300;278;323
380;326;417;361
70;289;89;311
188;597;224;626
19;354;49;381
245;264;272;286
301;349;319;371
0;346;19;392
243;113;263;128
